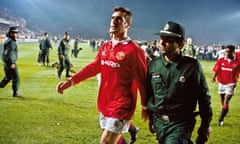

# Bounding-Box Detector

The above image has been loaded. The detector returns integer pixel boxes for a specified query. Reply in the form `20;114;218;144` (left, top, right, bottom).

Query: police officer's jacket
147;54;212;127
40;37;52;52
58;39;70;56
2;37;18;65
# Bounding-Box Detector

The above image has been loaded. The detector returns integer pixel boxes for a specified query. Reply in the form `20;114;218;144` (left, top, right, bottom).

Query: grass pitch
0;41;240;144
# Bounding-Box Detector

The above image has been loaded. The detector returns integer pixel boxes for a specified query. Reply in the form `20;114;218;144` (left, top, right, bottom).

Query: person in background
39;32;52;66
147;21;212;144
182;37;196;58
215;45;225;60
56;6;148;144
0;26;23;97
57;31;71;79
72;37;82;58
212;45;240;126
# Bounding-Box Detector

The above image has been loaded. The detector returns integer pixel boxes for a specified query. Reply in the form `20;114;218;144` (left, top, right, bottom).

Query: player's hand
56;80;72;94
211;77;216;83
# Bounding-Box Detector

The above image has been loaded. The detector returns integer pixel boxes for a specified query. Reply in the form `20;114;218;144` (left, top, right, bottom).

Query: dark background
1;0;240;44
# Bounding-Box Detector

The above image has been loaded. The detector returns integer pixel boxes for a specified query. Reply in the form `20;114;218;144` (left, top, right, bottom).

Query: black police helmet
8;26;19;33
155;21;185;39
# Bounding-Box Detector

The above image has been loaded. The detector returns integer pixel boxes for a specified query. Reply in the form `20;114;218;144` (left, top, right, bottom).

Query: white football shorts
99;113;130;134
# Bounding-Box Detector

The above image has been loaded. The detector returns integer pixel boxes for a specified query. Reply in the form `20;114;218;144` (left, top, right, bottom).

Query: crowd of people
138;38;240;63
1;6;240;144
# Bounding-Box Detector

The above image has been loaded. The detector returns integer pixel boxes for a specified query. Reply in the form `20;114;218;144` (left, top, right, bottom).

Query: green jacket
147;54;212;127
2;37;18;65
58;39;70;56
40;37;52;53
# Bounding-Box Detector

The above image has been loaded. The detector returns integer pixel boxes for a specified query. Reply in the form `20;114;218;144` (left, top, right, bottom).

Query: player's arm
56;49;102;94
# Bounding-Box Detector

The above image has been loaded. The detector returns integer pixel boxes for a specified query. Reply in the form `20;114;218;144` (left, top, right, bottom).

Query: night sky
1;0;240;45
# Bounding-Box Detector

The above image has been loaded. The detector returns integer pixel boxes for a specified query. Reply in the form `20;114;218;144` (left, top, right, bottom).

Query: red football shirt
213;57;240;84
71;39;147;120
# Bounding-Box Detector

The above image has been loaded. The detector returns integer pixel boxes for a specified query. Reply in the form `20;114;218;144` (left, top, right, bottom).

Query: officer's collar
162;53;183;66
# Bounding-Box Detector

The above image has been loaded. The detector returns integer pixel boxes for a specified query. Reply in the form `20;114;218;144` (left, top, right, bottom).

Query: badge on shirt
152;72;160;78
116;51;125;60
179;76;186;83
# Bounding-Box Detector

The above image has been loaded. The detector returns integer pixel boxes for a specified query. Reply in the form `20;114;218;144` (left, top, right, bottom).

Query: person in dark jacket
71;37;82;58
39;32;52;66
147;21;212;144
57;31;71;79
0;26;22;97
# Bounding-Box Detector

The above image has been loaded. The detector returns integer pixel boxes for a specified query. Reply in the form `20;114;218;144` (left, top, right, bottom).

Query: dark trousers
37;51;42;63
72;48;80;58
0;64;20;93
154;115;195;144
57;56;70;78
41;50;50;65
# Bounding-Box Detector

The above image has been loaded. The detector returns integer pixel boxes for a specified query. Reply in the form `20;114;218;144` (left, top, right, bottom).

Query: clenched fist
56;80;72;94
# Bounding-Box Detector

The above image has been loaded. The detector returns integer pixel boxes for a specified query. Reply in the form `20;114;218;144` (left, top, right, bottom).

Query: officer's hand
56;80;72;94
196;127;212;144
149;118;156;133
60;55;64;59
10;64;15;69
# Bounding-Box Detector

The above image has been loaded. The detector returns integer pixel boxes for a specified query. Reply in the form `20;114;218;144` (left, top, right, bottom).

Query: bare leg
100;129;120;144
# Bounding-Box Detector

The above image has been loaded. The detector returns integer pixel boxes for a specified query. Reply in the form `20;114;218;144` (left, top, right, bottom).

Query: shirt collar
161;53;183;67
111;37;131;44
224;54;236;61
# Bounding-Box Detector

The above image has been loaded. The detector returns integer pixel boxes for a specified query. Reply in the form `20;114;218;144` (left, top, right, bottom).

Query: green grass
0;42;240;144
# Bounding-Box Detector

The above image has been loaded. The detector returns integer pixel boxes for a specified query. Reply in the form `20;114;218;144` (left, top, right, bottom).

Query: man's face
64;34;70;40
225;48;234;58
109;11;130;35
10;32;18;39
160;36;181;56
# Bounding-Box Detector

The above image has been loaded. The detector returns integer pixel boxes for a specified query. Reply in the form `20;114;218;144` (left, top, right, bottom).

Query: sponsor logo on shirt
221;67;233;71
101;60;120;68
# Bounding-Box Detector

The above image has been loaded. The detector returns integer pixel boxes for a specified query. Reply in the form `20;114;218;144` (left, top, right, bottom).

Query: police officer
71;37;81;58
40;32;52;66
0;26;22;97
147;21;212;144
57;31;71;79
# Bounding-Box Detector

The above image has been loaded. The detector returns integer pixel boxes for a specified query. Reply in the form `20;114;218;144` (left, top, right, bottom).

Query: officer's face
10;32;18;40
109;11;130;35
160;36;183;56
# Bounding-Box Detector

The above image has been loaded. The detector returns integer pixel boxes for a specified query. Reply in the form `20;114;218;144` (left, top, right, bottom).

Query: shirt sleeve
212;59;221;73
71;50;101;84
58;40;64;55
197;62;212;128
132;46;148;107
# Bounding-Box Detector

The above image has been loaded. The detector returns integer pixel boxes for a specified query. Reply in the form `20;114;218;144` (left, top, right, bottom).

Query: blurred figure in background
39;32;52;66
0;27;23;97
57;31;71;79
71;37;82;58
182;37;196;58
212;45;240;126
